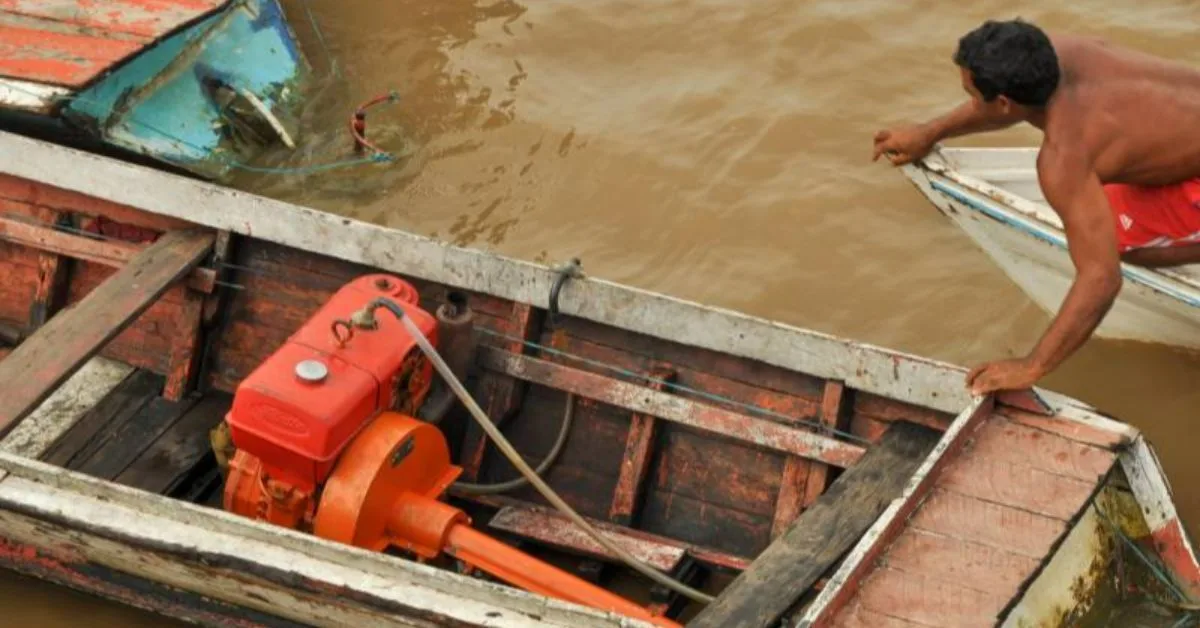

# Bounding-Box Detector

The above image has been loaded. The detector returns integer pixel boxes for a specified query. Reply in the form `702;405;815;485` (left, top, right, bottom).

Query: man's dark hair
954;19;1060;107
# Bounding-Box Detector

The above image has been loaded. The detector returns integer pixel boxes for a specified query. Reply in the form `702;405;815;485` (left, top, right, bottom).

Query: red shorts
1103;178;1200;252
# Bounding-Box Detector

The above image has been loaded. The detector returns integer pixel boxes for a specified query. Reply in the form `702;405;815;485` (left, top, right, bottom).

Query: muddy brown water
4;1;1200;626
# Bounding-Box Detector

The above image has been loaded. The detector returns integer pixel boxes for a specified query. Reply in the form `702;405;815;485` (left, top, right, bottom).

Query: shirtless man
873;18;1200;396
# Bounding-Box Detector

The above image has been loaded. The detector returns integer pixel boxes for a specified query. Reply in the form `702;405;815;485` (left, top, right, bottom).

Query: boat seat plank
115;392;232;495
850;567;1009;627
687;421;942;628
997;406;1130;450
0;228;214;436
0;0;228;42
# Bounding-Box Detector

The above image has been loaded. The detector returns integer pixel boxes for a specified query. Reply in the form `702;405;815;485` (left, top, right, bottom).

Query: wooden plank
829;603;930;628
997;406;1130;450
462;302;542;481
0;215;216;293
880;529;1040;594
848;567;1009;627
0;357;134;459
938;450;1100;520
163;287;204;400
961;415;1115;482
773;381;852;539
478;347;865;468
474;496;751;571
77;395;200;480
115;393;232;494
0;229;213;435
42;369;162;468
609;367;673;526
909;489;1067;559
688;421;942;628
770;457;810;541
27;209;70;328
0;24;141;87
797;397;994;627
0;0;227;42
0;175;192;233
487;506;684;573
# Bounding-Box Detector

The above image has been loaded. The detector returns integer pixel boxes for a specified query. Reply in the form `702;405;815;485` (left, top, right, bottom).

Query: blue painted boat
0;0;309;181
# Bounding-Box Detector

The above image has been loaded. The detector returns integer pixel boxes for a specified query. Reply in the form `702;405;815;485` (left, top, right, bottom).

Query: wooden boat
901;147;1200;351
0;0;307;182
0;128;1196;628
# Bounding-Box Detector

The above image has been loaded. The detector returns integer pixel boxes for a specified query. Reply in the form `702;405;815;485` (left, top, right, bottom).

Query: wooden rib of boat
901;146;1200;351
0;0;307;181
0;129;1195;627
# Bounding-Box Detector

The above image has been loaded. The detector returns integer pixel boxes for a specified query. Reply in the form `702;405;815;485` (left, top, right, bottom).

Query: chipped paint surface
0;0;227;87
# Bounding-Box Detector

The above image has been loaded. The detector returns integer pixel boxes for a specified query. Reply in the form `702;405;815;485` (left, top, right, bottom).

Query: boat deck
802;404;1124;627
0;0;228;111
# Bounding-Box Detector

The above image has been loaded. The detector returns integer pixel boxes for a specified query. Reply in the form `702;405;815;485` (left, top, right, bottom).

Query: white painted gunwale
0;451;647;628
0;130;1120;432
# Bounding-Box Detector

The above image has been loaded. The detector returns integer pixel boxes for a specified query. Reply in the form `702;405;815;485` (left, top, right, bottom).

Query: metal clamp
547;258;583;328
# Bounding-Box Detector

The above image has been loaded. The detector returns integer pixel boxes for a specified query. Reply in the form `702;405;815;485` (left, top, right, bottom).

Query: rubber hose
369;298;714;604
453;393;575;495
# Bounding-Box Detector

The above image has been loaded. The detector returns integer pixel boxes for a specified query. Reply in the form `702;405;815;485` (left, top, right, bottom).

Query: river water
4;0;1200;625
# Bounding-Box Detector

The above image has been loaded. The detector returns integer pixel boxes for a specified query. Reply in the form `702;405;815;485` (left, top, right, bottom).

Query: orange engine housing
224;274;439;495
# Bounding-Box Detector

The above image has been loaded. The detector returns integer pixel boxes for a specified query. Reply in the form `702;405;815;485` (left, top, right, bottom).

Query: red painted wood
829;602;930;628
0;24;140;87
770;457;810;540
881;528;1040;594
997;407;1129;450
909;488;1067;559
962;416;1115;482
1143;521;1200;600
846;567;1009;627
938;447;1098;520
808;401;993;626
163;287;203;401
0;174;191;232
609;367;673;526
0;1;226;42
487;506;685;573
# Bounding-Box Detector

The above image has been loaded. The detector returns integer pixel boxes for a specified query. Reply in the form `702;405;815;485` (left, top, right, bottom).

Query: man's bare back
871;19;1200;396
1047;33;1200;186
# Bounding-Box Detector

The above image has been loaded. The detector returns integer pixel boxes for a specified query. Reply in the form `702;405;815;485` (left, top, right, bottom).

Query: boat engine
220;274;678;627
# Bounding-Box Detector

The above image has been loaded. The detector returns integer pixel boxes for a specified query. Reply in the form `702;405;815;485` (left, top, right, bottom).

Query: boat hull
0;0;307;182
904;156;1200;351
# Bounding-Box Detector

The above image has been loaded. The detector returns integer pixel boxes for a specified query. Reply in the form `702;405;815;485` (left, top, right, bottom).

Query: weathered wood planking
0;229;213;434
688;421;942;628
0;1;227;87
478;347;865;468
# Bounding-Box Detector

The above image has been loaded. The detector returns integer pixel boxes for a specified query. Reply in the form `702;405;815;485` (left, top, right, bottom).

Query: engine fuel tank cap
295;359;329;383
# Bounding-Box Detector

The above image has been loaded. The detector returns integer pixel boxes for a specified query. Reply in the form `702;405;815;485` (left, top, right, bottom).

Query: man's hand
965;357;1046;395
872;124;938;165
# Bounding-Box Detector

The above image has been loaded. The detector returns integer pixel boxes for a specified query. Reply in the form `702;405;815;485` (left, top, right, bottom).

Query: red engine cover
226;274;439;491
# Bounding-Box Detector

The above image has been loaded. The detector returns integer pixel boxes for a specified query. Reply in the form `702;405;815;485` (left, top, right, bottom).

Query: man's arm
922;99;1025;141
966;143;1122;394
873;100;1025;165
1027;147;1123;373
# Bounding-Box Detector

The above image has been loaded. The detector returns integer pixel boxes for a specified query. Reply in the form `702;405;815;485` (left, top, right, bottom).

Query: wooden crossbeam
477;347;865;468
0;229;214;436
0;215;215;293
688;420;944;628
609;367;674;526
